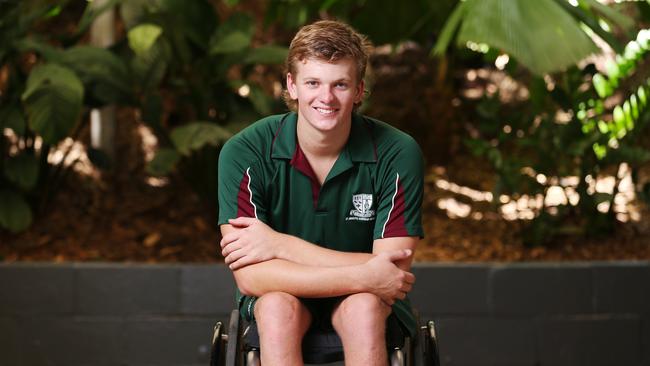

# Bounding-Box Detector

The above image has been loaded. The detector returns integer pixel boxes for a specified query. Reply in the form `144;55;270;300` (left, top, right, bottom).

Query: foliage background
2;0;650;262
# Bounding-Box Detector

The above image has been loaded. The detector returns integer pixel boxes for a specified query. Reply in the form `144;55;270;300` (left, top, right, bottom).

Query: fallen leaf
143;232;161;247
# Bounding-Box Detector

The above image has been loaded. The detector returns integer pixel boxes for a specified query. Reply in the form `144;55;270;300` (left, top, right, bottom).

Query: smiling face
287;57;364;134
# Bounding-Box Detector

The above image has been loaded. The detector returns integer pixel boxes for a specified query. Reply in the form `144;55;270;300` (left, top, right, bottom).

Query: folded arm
221;217;374;269
220;222;417;304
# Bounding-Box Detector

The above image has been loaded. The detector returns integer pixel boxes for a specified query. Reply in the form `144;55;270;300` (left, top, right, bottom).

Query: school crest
346;193;375;221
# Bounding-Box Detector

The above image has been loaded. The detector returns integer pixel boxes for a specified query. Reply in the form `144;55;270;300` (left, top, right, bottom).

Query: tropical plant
434;0;635;76
1;0;288;232
463;24;650;245
263;0;458;46
119;0;289;205
0;0;132;233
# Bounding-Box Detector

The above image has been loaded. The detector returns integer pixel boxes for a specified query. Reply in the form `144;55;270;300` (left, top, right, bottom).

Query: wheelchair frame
210;309;440;366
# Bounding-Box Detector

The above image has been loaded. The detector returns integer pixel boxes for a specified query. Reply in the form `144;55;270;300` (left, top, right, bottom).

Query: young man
217;20;424;365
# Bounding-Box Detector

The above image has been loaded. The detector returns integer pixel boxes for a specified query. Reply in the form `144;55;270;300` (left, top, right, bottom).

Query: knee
332;293;390;332
254;292;305;329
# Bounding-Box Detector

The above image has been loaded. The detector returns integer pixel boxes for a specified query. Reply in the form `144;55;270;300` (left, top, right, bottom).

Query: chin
311;119;340;132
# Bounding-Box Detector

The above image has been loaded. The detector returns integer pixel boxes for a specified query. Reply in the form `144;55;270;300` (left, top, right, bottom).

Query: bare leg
331;293;392;366
254;292;312;366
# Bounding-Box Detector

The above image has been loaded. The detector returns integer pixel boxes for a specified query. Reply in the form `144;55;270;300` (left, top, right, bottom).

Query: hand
362;249;415;306
220;217;283;270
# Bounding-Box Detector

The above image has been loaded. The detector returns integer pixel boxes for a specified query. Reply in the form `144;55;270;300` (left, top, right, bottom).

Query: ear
286;72;298;100
355;79;365;104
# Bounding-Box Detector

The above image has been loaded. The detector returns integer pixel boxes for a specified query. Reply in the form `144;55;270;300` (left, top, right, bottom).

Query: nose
319;86;335;104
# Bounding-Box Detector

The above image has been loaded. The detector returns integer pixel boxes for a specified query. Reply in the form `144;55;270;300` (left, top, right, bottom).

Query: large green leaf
437;0;600;75
128;23;163;56
170;122;232;156
209;14;254;55
119;0;161;29
0;190;32;233
60;46;131;104
244;46;289;65
160;0;218;49
21;63;83;144
0;106;26;136
146;147;181;176
13;38;64;61
131;34;170;91
4;154;39;190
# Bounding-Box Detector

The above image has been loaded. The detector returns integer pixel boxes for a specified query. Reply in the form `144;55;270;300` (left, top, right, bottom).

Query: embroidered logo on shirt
346;193;375;221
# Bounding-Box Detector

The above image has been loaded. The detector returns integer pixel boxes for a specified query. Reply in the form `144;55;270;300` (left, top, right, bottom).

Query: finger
225;248;245;266
229;254;256;270
404;272;416;284
221;241;240;257
229;217;257;227
401;283;412;293
220;232;239;248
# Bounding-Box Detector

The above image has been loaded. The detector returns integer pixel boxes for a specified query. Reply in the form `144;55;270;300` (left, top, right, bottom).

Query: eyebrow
302;76;352;83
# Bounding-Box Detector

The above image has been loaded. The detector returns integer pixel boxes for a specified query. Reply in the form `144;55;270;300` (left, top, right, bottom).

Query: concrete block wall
411;263;650;366
1;262;649;366
0;264;236;366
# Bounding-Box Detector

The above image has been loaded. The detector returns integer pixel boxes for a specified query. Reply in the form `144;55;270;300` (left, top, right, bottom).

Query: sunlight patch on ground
462;68;530;103
138;124;158;163
47;137;98;178
6;118;173;187
431;164;641;222
3;128;20;156
137;123;170;188
5;127;100;179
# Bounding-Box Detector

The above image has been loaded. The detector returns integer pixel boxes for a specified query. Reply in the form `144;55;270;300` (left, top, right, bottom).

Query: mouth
314;107;338;115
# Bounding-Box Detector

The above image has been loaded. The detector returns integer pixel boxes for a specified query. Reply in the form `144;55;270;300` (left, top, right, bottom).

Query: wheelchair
209;308;440;366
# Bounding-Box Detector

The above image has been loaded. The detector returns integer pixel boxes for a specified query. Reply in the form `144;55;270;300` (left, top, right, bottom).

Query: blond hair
283;20;372;111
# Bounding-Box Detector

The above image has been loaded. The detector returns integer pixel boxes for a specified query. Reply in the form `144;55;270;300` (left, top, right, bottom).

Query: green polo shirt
217;112;424;337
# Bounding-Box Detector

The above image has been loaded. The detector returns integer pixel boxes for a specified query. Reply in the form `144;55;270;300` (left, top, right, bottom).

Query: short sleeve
373;137;424;239
217;137;268;225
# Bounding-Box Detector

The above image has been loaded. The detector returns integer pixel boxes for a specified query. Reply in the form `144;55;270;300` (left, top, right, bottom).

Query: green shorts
239;295;343;331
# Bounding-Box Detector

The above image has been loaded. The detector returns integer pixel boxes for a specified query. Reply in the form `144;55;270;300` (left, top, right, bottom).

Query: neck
296;116;351;159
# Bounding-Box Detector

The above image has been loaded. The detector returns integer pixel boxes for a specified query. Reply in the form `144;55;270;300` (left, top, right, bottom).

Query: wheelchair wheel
245;349;260;366
209;320;223;366
224;310;241;366
389;348;407;366
412;319;441;366
425;320;441;366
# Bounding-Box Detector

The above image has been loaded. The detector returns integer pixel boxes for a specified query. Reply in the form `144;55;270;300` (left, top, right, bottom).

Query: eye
305;80;318;87
335;82;349;89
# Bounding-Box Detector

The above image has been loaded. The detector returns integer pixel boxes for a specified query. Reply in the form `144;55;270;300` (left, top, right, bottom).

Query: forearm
233;258;366;298
276;233;374;267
